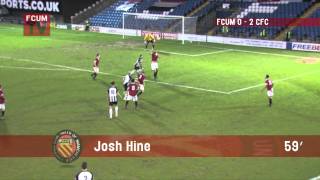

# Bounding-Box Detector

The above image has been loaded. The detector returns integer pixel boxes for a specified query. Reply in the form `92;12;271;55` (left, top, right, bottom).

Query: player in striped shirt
108;81;121;119
74;162;94;180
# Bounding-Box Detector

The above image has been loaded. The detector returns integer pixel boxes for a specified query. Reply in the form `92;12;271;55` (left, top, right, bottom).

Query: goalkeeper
144;32;156;49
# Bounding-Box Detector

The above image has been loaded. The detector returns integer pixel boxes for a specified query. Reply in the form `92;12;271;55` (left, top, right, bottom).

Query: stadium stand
89;0;206;28
225;1;314;39
291;8;320;42
84;0;319;42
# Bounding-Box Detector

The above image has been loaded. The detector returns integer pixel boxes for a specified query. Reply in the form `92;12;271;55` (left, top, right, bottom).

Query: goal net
122;12;198;44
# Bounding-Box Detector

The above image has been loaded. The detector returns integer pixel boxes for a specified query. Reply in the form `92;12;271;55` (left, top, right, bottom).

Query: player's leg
267;90;273;107
134;96;138;109
135;101;138;109
109;105;113;119
115;105;118;118
154;68;158;80
138;85;144;96
0;104;5;119
145;41;148;48
269;97;272;107
125;101;129;109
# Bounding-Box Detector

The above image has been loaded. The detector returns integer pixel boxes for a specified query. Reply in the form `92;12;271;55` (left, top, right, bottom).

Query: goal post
122;12;197;44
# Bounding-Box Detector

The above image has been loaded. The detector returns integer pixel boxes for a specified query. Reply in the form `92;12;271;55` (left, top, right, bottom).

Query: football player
262;74;274;107
134;54;143;72
91;53;100;80
74;162;94;180
125;79;139;109
151;50;159;80
137;70;146;96
0;84;5;120
108;81;121;119
144;32;155;49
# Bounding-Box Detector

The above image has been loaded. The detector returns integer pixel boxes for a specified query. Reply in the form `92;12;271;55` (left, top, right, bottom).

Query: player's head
131;78;135;83
96;53;100;57
81;162;88;170
111;81;115;85
265;74;270;79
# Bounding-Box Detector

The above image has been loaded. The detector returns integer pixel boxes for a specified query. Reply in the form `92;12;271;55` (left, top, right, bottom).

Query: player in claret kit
125;79;139;109
0;84;5;120
151;50;159;80
107;81;121;120
137;70;146;96
91;53;100;80
262;74;274;107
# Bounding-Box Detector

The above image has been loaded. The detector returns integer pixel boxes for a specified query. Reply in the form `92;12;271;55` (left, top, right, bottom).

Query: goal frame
122;12;186;44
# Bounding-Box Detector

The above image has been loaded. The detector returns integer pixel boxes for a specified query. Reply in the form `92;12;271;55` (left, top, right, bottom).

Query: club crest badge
52;129;81;163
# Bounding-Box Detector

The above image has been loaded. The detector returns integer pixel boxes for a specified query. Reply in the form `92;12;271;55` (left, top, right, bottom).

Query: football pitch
0;24;320;179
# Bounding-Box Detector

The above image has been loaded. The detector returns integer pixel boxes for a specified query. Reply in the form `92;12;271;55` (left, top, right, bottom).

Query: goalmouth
122;12;197;44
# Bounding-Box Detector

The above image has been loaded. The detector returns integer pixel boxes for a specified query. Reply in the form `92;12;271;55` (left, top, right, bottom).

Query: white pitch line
230;49;311;58
189;49;233;57
228;70;320;94
156;49;232;57
0;65;71;71
0;56;229;94
1;56;318;95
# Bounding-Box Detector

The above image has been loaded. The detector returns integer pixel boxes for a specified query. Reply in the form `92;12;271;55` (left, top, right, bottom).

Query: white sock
115;106;118;117
109;107;113;119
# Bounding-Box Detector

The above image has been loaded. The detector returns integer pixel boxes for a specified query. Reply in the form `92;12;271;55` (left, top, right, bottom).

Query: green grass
0;24;320;179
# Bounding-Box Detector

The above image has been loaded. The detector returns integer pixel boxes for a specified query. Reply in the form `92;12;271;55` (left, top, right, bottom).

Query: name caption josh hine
94;140;151;152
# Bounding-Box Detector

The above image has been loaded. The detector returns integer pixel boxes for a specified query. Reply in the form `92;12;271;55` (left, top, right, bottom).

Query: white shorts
139;84;144;92
93;67;99;73
267;89;274;97
125;95;138;102
151;62;158;71
0;104;5;111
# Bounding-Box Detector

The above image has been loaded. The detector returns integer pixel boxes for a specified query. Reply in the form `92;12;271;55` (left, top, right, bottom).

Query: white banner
178;34;206;42
116;2;136;12
207;36;286;49
56;24;67;29
91;26;140;36
291;42;320;52
0;0;60;12
71;24;85;31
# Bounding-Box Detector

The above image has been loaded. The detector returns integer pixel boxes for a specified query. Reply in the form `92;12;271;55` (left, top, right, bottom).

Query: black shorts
109;101;118;106
123;83;128;91
146;40;155;44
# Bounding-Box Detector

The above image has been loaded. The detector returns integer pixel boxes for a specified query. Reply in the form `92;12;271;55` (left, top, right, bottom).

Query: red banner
0;135;320;157
215;18;320;27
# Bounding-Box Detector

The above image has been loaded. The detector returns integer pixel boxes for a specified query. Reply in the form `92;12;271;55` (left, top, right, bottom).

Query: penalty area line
0;65;72;71
153;49;232;57
228;70;320;94
0;56;230;95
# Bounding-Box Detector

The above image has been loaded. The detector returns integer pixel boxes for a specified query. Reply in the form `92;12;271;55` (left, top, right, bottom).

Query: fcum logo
23;13;50;36
52;129;81;163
